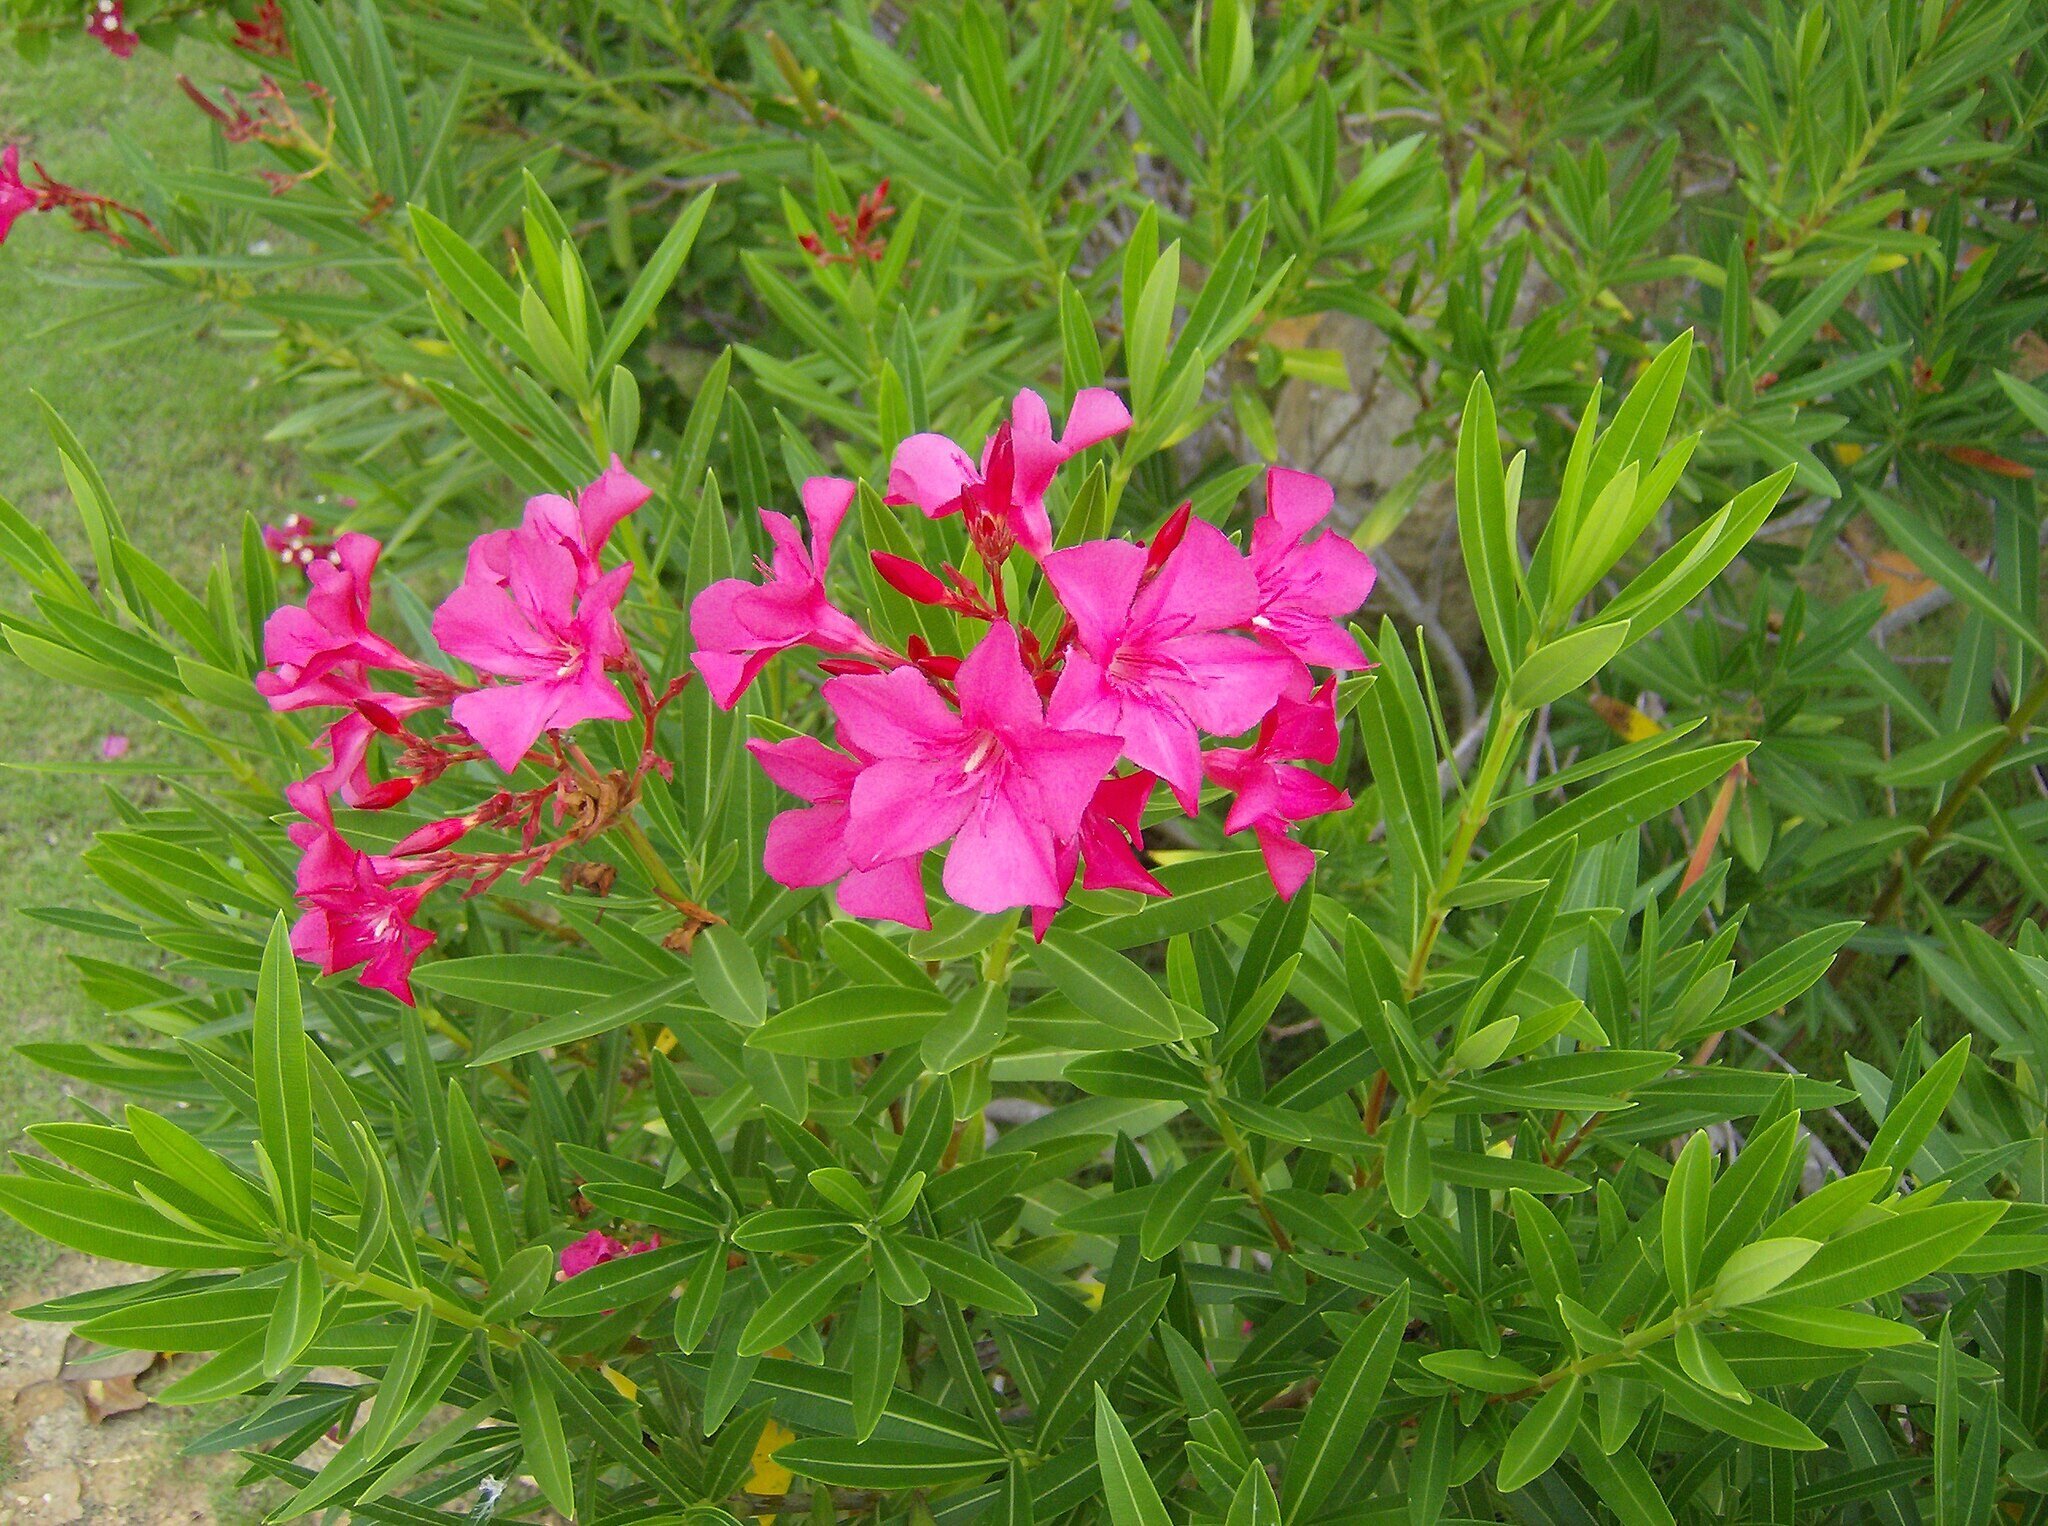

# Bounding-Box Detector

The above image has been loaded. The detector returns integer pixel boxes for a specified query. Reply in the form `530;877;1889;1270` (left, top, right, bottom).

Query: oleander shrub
3;1;2048;1523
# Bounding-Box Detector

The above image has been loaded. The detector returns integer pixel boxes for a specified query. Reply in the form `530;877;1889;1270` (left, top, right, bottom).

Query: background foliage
3;0;2048;1522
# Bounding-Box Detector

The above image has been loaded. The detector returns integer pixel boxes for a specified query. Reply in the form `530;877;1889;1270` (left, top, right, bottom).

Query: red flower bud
1145;502;1192;573
354;777;417;811
818;658;885;676
872;551;951;605
392;816;469;856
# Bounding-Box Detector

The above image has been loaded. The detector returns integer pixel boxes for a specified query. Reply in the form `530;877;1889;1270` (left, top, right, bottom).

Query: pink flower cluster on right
690;388;1375;935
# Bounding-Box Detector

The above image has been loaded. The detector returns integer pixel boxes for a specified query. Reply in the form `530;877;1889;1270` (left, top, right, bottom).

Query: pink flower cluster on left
259;461;691;1003
690;387;1374;936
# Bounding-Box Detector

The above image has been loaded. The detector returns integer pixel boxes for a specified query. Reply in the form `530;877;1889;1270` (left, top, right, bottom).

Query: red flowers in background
86;0;138;58
690;387;1373;933
258;462;708;1002
231;0;290;58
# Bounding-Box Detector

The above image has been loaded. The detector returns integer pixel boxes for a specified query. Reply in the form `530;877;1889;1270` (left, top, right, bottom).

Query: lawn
0;41;294;1281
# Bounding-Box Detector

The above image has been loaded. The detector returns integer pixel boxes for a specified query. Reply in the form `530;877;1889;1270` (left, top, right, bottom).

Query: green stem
616;812;717;922
309;1247;524;1347
1834;662;2048;981
1403;705;1528;995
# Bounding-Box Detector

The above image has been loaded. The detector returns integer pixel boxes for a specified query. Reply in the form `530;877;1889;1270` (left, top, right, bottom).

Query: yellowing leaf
1589;693;1663;743
599;1364;638;1401
747;1417;796;1495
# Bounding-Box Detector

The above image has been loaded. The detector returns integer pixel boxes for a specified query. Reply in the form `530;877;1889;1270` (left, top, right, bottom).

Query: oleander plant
4;0;2048;1522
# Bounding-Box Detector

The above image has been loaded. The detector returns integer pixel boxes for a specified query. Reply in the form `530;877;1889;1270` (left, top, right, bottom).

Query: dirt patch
0;1256;250;1526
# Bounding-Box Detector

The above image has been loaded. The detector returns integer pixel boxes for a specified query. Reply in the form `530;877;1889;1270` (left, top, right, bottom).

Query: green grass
0;43;294;1279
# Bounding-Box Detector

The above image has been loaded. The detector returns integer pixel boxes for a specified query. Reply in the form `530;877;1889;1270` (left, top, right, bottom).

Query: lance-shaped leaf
1283;1281;1410;1523
254;916;313;1236
1096;1387;1173;1526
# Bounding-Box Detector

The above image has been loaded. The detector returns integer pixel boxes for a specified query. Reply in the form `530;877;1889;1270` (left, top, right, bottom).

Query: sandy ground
0;1257;249;1526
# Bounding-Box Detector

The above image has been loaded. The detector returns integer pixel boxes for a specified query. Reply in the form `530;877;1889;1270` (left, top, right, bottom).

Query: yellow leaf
1076;1279;1105;1310
1589;693;1662;743
746;1417;796;1497
1831;442;1865;466
600;1364;638;1401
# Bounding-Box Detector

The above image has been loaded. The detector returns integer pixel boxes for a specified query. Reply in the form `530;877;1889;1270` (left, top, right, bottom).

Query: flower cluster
87;0;138;58
260;462;707;1002
0;144;161;251
690;388;1374;934
798;179;894;266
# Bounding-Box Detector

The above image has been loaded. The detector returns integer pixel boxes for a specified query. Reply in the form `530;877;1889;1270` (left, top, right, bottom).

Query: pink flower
559;1228;659;1279
99;733;129;761
432;508;634;772
747;735;929;929
691;477;887;709
87;0;138;56
1032;770;1165;939
0;147;38;246
287;799;435;1003
887;388;1130;559
826;622;1122;916
257;533;418;712
284;697;435;816
516;456;651;591
1247;469;1376;685
1203;681;1352;899
1043;520;1296;810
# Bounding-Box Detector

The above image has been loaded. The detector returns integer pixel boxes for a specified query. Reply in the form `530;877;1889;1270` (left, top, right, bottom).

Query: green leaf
1096;1387;1173;1526
1508;621;1628;710
777;1438;1004;1488
850;1279;895;1443
1861;487;2048;661
695;924;767;1028
1032;930;1187;1042
1455;374;1523;676
261;1255;323;1378
594;187;716;375
1034;1278;1174;1448
1769;1201;2006;1306
254;916;312;1236
922;982;1010;1073
748;986;952;1059
739;1244;868;1355
1864;1035;1969;1182
900;1236;1035;1315
1713;1237;1821;1308
1382;1113;1432;1219
1663;1131;1712;1301
446;1083;514;1278
1140;1150;1237;1259
510;1342;575;1517
1497;1375;1583;1493
1284;1283;1410;1523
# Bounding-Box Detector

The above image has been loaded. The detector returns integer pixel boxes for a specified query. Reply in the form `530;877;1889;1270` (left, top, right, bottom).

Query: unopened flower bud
392;816;468;855
872;551;951;605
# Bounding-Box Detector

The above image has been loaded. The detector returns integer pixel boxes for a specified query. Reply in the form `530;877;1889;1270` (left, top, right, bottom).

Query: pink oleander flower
559;1228;660;1280
284;695;438;817
1044;519;1296;811
257;533;419;711
1248;468;1377;686
0;147;37;246
99;733;130;761
747;735;930;929
1033;770;1165;939
888;388;1131;560
87;0;138;57
826;622;1122;916
1204;681;1352;899
433;506;635;772
287;798;435;1003
518;456;651;592
691;477;888;709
